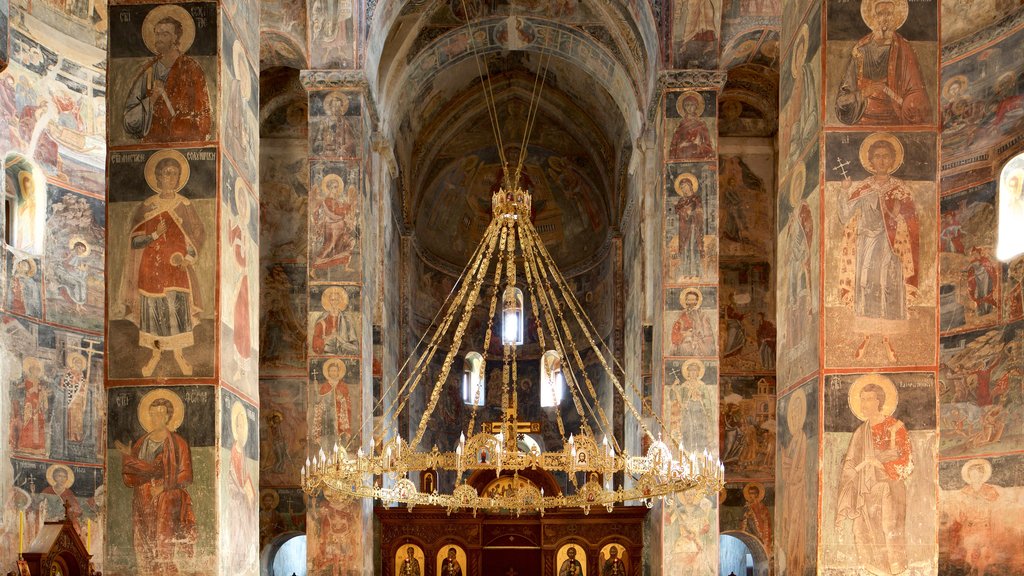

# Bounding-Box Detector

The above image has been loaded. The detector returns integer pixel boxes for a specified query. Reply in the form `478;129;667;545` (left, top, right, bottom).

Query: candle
87;519;92;554
19;510;24;555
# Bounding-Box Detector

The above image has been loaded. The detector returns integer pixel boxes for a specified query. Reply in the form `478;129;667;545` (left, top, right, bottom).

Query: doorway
483;546;541;576
719;532;770;576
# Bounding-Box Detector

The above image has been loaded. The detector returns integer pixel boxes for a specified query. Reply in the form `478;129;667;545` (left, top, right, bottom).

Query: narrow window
541;350;564;407
997;154;1024;261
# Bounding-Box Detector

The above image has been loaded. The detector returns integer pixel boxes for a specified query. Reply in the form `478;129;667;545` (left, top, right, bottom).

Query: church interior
1;0;1023;574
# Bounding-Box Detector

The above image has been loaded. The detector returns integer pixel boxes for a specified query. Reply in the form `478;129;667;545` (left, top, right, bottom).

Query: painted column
0;0;7;73
300;69;374;576
658;69;726;576
104;0;260;574
776;0;941;572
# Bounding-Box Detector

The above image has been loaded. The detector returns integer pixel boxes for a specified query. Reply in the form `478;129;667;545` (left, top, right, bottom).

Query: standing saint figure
667;360;711;450
225;402;257;572
601;546;626;576
780;389;808;576
313;359;352;447
835;0;930;126
740;483;773;555
398;546;421;576
115;390;196;576
953;459;999;576
55;239;90;313
669;92;714;160
559;546;584;576
42;464;83;530
439;547;463;576
671;288;716;356
314;92;358;157
836;134;919;361
61;352;90;443
784;25;819;163
8;258;41;317
120;150;205;377
11;357;48;455
123;5;212;142
672;173;705;279
226;179;254;381
835;375;912;576
312;286;359;355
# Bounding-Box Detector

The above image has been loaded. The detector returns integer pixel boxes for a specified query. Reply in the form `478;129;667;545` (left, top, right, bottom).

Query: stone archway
720;530;770;576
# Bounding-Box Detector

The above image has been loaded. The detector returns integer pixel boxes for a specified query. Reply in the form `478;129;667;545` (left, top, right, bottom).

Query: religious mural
823;132;937;368
775;382;818;576
259;379;307;487
308;284;361;357
307;499;361;576
718;148;775;260
665;360;719;471
259;487;306;548
720;376;776;481
106;385;217;575
779;9;821;170
939;182;1000;333
309;90;361;159
664;164;718;284
665;91;717;163
107;2;218;147
437;544;467;576
720;482;774;560
219;389;259;576
719;263;775;372
42;184;104;332
220;23;258;185
221;160;259;398
821;373;938;575
824;0;937;128
308;0;354;69
938;454;1024;575
107;148;218;380
309;160;361;283
672;0;721;68
308;357;360;451
664;287;718;358
259;0;308;69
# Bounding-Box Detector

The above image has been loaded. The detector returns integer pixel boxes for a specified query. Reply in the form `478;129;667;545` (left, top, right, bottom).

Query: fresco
308;0;355;68
665;91;717;162
719;262;774;372
664;287;718;358
221;161;259;398
5;248;42;320
309;357;360;451
107;3;218;146
720;482;774;558
0;0;8;73
939;322;1023;458
1006;257;1024;322
219;389;259;575
259;0;308;69
941;0;1022;43
939;182;1000;333
307;499;361;576
938;454;1024;575
106;385;217;575
664;163;718;284
824;0;937;128
221;21;258;185
308;284;361;357
775;381;818;576
309;90;361;159
664;359;718;455
720;376;776;480
718;147;775;260
259;379;307;486
777;151;820;387
940;24;1024;167
107;148;218;380
42;184;104;332
671;0;721;68
259;487;306;548
664;491;717;575
823;132;937;368
260;263;308;376
260;140;309;262
309;161;361;283
779;7;821;170
821;373;937;575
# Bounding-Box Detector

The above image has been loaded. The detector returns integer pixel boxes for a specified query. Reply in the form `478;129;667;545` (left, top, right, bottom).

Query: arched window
4;154;45;254
462;352;485;405
501;286;525;345
269;534;307;576
998;154;1024;261
541;350;564;407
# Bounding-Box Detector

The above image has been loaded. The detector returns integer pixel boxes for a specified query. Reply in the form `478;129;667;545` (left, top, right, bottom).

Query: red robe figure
116;397;196;576
11;357;48;455
669;93;714;160
123;15;212;142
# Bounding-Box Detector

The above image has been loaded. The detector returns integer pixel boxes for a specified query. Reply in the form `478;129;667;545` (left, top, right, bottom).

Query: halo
234;177;251;222
743;482;765;502
144;149;191;194
788;163;807;208
22;357;42;375
321;173;345;195
942;75;968;100
232;41;251;102
675;91;706;117
46;463;74;490
678;287;704;308
860;0;908;32
138;388;186;433
681;359;706;380
67;352;87;372
141;5;197;55
15;258;38;278
673;172;699;196
848;373;899;421
68;236;91;256
323;358;348;381
960;458;992;484
321;286;350;314
231;400;249;447
786;388;807;433
323;91;350;114
260;488;280;509
858;132;904;175
791;24;809;78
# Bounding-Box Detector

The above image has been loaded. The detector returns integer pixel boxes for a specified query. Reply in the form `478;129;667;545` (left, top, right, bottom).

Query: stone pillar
658;69;727;576
300;69;373;576
104;1;260;574
776;0;941;572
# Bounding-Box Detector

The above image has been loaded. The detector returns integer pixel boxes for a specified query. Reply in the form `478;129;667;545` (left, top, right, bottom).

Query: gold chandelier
301;179;724;515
